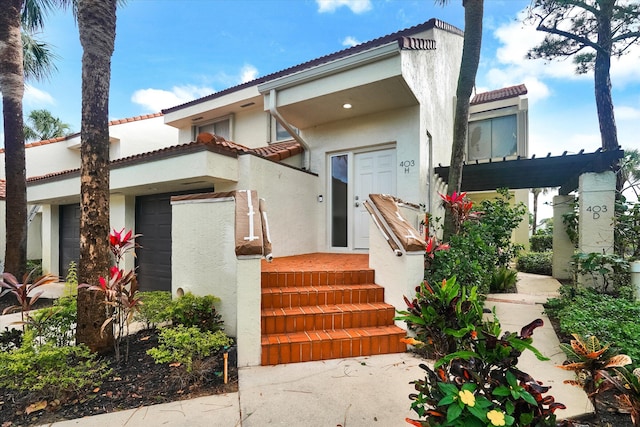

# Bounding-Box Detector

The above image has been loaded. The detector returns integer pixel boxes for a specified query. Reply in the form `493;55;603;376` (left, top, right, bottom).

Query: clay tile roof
398;37;436;50
27;133;302;184
162;19;463;114
471;84;528;105
250;140;303;161
108;112;163;126
0;113;164;154
0;179;5;199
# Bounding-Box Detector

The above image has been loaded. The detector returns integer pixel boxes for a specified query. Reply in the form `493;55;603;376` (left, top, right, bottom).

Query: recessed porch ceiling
275;76;418;129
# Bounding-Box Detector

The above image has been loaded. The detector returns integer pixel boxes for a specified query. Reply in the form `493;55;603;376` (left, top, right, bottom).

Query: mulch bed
0;294;238;427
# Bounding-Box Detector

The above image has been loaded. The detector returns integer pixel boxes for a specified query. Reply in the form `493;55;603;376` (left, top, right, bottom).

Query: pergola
434;148;625;280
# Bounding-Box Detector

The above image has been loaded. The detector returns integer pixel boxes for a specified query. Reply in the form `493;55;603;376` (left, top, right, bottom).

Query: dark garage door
135;193;173;292
59;203;80;280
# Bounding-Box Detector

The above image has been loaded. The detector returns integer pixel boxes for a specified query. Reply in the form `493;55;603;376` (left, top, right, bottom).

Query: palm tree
75;0;117;353
1;0;59;278
438;0;485;240
24;109;71;142
531;187;550;235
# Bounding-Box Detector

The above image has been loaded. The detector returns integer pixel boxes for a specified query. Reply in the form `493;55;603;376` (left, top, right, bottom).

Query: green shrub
169;292;224;332
29;295;77;347
489;267;518;293
135;291;173;329
530;234;552;252
0;330;110;397
26;259;43;278
395;277;484;360
516;252;552;276
0;327;23;352
147;325;233;372
547;287;640;364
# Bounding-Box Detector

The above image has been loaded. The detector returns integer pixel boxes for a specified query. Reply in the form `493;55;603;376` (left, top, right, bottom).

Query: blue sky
7;0;640;215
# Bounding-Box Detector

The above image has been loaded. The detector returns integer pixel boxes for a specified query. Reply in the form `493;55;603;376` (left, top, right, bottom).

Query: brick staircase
260;255;407;365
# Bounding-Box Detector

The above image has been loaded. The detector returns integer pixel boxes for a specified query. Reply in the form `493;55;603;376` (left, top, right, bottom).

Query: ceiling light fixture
343;103;352;109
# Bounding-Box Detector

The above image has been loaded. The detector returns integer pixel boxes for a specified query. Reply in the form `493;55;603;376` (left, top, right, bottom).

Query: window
331;154;348;247
468;114;517;161
270;116;298;143
194;116;232;140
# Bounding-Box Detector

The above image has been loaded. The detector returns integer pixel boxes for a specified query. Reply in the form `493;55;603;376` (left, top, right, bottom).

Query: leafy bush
26;259;43;278
489;267;518;293
530;235;552;252
570;251;630;296
396;277;484;360
0;330;110;397
546;287;640;364
406;318;564;427
517;252;552;276
427;189;526;296
169;292;224;332
135;291;172;329
29;295;77;347
147;325;233;372
0;327;23;352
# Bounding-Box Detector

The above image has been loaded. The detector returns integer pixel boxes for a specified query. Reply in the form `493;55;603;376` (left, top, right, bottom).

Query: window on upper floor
467;114;518;161
270;116;298;143
194;115;233;140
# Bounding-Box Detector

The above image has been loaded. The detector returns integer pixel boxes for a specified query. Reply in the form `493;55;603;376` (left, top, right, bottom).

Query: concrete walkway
14;273;592;426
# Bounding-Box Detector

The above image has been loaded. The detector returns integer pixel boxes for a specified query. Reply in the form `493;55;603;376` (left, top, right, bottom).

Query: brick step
261;326;407;365
261;269;375;289
261;303;396;334
261;283;384;309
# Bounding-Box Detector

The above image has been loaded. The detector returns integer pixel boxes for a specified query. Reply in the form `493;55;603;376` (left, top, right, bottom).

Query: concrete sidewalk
23;272;592;426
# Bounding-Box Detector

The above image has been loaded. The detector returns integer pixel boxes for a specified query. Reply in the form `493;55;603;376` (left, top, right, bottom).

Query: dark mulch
0;326;238;427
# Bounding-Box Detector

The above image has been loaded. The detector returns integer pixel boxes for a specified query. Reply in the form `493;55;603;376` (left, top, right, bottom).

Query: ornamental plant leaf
447;403;463;423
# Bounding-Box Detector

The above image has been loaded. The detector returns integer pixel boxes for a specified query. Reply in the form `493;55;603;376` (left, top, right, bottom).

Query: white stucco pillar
368;220;424;327
41;205;60;277
552;195;575;280
110;194;135;271
578;172;616;287
578;172;615;254
172;195;262;367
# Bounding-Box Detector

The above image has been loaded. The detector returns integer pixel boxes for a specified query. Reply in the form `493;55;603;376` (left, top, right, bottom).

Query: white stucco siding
236;155;321;256
112;116;179;157
401;28;463;212
304;106;420;203
0;142;80;181
172;199;239;335
232;109;269;148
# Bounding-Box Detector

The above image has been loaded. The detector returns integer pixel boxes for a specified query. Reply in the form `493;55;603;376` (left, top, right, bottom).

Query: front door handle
355;202;360;207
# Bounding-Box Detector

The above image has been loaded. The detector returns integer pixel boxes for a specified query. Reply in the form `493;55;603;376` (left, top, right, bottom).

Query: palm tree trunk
0;0;28;278
75;0;117;353
443;0;484;240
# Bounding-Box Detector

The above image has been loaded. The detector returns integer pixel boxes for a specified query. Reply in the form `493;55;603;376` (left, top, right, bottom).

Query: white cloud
617;106;640;121
131;85;214;112
316;0;372;14
24;85;55;107
342;36;360;47
239;64;259;83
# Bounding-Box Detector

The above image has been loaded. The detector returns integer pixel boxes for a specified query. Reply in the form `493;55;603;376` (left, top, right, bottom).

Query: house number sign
586;205;608;220
399;159;415;174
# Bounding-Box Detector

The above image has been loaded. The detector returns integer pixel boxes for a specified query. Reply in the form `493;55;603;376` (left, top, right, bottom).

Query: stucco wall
236;154;320;256
113;116;179;157
401;27;463;214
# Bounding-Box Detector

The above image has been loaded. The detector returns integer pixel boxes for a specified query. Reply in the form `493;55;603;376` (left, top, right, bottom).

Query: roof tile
471;84;527;105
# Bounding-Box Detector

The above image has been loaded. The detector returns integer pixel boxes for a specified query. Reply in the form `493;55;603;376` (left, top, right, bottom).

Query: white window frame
193;114;234;141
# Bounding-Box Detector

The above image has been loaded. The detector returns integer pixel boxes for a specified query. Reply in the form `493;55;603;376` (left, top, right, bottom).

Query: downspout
268;89;311;170
427;130;433;213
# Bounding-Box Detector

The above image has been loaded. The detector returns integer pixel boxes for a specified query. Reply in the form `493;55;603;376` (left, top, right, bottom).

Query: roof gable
162;19;462;114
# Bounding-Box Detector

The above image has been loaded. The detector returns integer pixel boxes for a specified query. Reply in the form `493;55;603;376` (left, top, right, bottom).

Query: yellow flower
487;409;506;426
458;389;475;407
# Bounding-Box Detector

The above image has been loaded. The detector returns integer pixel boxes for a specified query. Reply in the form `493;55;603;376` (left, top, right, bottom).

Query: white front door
353;149;396;249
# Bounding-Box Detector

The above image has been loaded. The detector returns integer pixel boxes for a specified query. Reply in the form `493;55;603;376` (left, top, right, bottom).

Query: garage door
59;204;80;280
135;193;173;292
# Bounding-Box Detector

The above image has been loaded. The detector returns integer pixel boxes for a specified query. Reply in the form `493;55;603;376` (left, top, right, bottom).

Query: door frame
327;144;396;251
